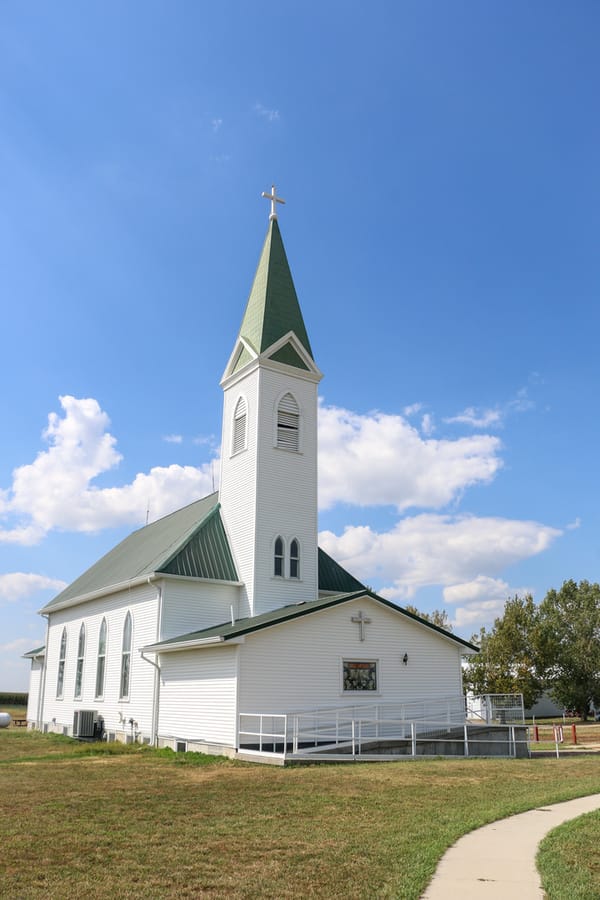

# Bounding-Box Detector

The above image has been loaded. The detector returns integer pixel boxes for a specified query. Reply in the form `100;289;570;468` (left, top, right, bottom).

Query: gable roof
318;548;365;593
40;493;238;612
236;218;314;363
144;589;478;654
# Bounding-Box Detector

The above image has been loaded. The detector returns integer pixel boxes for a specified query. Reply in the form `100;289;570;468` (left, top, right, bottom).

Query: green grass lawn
538;809;600;900
1;729;600;899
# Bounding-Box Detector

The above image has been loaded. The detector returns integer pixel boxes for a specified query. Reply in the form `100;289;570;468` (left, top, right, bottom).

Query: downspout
140;579;163;746
37;614;50;731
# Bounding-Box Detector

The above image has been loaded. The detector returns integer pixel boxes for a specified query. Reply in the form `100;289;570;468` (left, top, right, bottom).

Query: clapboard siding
160;578;241;639
40;583;159;737
158;646;238;746
219;371;259;619
239;597;463;713
26;659;43;722
252;369;319;614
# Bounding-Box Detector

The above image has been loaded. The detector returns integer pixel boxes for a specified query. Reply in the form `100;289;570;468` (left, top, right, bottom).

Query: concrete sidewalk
422;793;600;899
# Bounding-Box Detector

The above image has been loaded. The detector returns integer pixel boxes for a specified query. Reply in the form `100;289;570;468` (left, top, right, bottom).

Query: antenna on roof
145;501;150;526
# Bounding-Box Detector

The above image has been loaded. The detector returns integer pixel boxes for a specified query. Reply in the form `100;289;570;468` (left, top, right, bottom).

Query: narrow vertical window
290;539;300;579
95;618;107;699
74;624;86;699
274;537;284;577
232;396;247;455
120;612;132;700
276;393;300;451
56;628;67;698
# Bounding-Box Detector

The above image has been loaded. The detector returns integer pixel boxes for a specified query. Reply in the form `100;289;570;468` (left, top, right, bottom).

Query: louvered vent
277;393;299;451
232;397;247;455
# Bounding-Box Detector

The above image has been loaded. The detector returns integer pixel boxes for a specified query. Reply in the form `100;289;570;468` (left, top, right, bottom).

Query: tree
404;605;453;632
538;580;600;720
462;594;544;709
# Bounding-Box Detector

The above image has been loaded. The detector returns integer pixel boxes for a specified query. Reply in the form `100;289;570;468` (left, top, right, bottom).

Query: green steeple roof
237;218;314;361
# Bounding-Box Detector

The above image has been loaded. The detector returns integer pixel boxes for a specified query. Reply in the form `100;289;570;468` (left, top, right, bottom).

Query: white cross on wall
261;184;286;220
351;610;372;641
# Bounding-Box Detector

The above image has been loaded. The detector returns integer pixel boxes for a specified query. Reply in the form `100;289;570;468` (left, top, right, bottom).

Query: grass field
537;809;600;900
1;729;600;899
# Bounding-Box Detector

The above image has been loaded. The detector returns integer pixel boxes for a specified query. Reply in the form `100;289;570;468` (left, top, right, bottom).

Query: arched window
95;618;107;699
74;624;86;698
56;628;67;698
232;396;247;455
274;536;284;577
276;393;300;451
290;539;300;579
119;612;132;700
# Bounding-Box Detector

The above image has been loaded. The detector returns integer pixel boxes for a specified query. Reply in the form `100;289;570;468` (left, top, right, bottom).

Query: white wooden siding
158;645;238;746
39;582;159;738
219;370;259;620
26;659;43;722
239;597;463;713
160;578;241;639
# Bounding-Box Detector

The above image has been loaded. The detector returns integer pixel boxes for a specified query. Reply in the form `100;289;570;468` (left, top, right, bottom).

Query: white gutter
142;635;245;654
138;578;164;746
39;572;243;614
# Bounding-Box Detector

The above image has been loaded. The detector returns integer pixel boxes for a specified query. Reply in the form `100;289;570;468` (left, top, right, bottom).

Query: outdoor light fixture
402;653;408;665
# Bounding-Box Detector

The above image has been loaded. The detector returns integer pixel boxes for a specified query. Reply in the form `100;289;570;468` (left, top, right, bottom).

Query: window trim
289;538;300;579
95;618;107;700
119;612;133;701
275;392;300;452
274;536;284;578
56;627;67;699
231;395;248;456
341;658;380;694
74;623;86;699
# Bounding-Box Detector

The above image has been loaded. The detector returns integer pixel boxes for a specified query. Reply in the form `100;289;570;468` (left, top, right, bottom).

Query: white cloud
0;573;67;603
403;403;422;417
211;118;223;132
163;434;183;444
421;413;435;436
443;575;533;630
444;406;502;428
254;102;280;122
318;402;502;512
566;517;581;531
319;514;561;602
444;387;535;430
0;396;217;544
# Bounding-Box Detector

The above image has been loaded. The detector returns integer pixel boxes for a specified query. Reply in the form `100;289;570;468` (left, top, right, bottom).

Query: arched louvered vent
232;396;247;455
276;393;299;451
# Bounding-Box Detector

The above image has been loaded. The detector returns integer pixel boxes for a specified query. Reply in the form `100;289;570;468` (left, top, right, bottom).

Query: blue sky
1;2;599;689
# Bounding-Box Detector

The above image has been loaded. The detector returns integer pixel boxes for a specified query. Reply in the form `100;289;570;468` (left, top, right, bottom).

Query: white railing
238;708;529;760
466;693;525;724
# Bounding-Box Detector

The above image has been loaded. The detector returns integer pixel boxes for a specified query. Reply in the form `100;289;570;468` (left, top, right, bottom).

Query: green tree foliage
538;580;600;721
463;594;544;709
404;605;453;632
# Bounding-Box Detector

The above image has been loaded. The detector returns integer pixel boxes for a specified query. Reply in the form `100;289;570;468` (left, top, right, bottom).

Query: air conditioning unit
72;709;97;738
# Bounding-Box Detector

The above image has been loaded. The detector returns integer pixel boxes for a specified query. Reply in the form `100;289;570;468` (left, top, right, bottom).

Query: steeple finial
261;184;286;220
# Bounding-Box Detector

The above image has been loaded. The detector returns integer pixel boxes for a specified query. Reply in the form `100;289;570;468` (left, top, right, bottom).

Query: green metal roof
145;589;479;653
23;645;45;658
236;218;314;363
41;493;238;611
318;548;365;593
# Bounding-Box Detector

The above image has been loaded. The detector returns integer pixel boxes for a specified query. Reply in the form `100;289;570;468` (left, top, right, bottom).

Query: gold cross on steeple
261;184;286;220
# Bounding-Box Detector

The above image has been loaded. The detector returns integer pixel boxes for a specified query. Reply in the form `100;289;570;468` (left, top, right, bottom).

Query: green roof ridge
237;218;313;360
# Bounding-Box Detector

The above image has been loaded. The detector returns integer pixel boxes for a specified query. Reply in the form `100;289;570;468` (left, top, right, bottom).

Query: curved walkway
422;793;600;899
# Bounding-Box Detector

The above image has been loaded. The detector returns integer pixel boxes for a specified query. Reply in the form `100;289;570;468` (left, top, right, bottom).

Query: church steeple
237;217;314;362
219;188;322;618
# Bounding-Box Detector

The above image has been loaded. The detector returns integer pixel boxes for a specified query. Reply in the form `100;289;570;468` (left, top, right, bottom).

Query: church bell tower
219;187;323;618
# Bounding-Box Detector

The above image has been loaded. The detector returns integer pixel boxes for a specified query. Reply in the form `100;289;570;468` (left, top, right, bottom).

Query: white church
25;188;478;761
